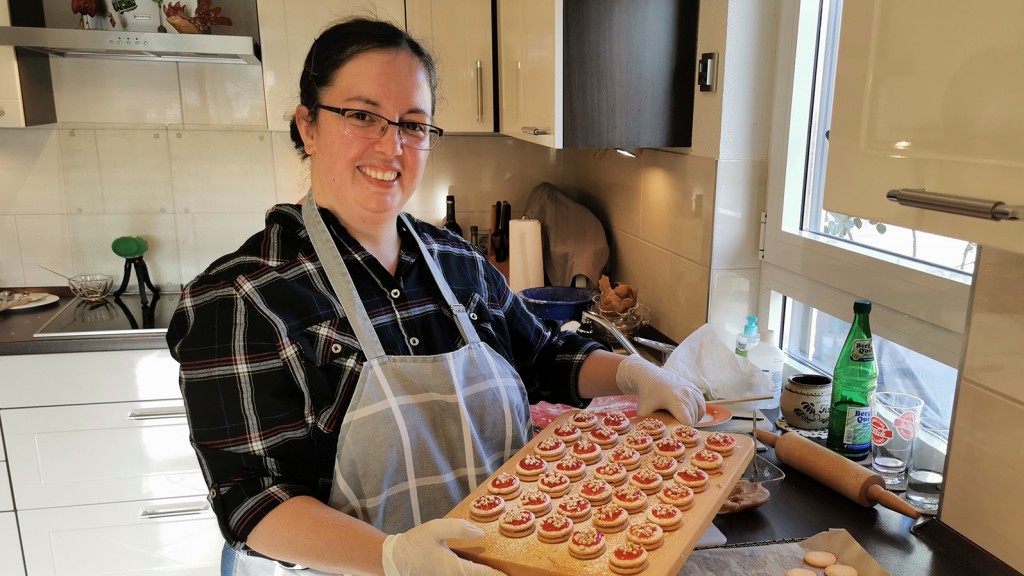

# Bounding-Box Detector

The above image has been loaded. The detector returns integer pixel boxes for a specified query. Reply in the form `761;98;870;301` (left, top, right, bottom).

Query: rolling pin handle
755;428;780;448
867;484;921;519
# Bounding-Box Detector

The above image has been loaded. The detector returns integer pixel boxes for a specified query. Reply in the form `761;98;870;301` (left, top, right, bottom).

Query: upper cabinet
825;0;1024;255
497;0;698;149
407;0;494;134
257;0;406;131
0;0;54;127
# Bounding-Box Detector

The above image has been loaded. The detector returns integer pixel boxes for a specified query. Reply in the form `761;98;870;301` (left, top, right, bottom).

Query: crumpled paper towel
664;324;772;407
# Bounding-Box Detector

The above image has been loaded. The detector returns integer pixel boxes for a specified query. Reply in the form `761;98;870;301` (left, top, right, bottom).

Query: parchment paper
677;529;891;576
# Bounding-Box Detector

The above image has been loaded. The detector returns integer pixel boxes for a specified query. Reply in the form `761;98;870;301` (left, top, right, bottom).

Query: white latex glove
616;354;707;425
382;518;507;576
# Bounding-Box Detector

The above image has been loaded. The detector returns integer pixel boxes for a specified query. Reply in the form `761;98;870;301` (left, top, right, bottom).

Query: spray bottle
735;315;760;357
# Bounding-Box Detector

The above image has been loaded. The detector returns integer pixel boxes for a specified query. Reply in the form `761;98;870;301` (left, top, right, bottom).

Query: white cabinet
825;0;1024;256
257;0;406;131
0;0;55;127
0;512;26;576
496;0;698;149
407;0;494;133
19;497;220;576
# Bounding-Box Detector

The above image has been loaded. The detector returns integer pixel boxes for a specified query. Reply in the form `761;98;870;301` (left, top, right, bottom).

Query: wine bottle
443;195;463;237
825;300;879;460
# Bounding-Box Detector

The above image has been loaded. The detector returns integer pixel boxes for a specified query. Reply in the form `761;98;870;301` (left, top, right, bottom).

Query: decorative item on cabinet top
0;0;260;66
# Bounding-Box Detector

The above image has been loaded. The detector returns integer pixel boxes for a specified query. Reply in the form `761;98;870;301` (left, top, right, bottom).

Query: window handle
886;189;1020;221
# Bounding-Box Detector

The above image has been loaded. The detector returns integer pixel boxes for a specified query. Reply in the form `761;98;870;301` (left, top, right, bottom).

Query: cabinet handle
127;406;187;420
475;59;484;123
521;127;551;136
515;60;522;119
886;189;1020;221
139;503;211;520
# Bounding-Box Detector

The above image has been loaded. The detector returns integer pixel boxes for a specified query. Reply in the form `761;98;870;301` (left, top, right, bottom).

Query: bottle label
850;339;874;362
842;406;872;449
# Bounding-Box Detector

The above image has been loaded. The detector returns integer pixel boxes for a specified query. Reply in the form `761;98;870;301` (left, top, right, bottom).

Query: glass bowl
588;295;650;336
69;274;114;301
717;455;786;514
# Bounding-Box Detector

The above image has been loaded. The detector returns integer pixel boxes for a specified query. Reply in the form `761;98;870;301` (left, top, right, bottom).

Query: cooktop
34;292;181;339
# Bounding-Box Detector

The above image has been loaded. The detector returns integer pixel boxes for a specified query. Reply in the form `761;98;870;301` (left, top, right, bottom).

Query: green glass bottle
825;300;878;459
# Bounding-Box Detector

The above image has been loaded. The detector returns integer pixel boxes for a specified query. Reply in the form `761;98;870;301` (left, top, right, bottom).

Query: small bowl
519;286;596;323
588;295;650;336
69;274;114;301
718;455;786;514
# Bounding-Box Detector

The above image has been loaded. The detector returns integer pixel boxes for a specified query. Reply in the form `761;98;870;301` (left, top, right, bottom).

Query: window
760;0;970;420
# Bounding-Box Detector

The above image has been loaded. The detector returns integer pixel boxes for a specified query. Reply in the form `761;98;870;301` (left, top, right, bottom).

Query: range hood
0;26;260;65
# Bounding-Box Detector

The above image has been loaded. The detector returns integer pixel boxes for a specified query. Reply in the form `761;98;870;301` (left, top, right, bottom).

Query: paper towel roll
509;218;544;293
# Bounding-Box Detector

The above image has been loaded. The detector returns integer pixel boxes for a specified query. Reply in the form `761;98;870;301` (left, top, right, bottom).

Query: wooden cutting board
445;410;754;576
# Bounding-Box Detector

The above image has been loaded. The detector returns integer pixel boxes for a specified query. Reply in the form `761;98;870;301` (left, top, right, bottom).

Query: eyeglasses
317;105;444;151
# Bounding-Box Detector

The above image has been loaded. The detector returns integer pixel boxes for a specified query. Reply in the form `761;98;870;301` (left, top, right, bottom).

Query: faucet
579;310;640;356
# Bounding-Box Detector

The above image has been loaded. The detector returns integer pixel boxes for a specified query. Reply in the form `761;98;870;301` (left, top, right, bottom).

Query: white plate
8;293;59;310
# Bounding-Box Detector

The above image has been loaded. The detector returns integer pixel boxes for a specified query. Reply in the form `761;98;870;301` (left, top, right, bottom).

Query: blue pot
519;287;595;323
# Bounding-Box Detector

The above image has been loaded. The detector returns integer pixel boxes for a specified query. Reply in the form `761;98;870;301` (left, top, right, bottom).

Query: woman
167;17;704;576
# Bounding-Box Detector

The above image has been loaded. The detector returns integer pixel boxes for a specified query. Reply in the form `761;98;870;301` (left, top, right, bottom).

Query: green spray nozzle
743;315;759;337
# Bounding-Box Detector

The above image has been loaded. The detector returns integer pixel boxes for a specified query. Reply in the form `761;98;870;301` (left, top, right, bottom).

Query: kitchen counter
0;286;170;355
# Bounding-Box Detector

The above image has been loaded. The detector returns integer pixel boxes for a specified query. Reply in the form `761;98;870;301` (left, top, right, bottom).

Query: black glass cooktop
34;292;180;338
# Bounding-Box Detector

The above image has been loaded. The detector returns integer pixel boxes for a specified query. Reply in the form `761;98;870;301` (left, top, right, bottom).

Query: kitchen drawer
4;400;206;509
0;511;26;576
0;349;180;409
19;496;221;576
1;466;12;511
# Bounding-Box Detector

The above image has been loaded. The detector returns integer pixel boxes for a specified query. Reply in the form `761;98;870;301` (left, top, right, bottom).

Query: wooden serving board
445;410;754;576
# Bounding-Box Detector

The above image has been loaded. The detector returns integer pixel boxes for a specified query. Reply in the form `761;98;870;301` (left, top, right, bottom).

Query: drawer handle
476;59;484;123
521;126;551;136
139;503;211;520
886;188;1020;221
127;406;187;420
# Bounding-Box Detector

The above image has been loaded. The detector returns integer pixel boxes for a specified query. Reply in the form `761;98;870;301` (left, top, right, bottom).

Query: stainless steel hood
0;26;260;65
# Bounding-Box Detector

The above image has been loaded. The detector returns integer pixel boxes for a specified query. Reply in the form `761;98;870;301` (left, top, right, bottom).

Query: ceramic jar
780;374;833;430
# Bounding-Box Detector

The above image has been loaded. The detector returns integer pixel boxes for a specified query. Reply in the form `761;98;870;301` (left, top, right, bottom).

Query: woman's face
297;49;433;230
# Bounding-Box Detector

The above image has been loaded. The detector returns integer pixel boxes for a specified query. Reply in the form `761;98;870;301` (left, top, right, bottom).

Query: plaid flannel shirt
166;204;604;544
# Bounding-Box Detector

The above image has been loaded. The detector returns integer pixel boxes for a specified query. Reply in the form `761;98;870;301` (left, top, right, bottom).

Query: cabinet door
258;0;406;131
4;401;206;510
0;0;26;127
825;0;1024;255
19;497;221;576
497;0;561;147
0;467;12;512
407;0;494;133
0;512;26;576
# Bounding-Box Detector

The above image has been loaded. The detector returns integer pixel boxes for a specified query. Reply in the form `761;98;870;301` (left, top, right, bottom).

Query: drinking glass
906;417;950;510
870;391;924;485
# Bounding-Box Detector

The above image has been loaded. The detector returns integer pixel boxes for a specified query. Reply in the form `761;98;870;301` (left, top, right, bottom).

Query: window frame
759;0;969;369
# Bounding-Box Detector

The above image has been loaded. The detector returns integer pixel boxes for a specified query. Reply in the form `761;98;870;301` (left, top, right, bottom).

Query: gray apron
228;194;532;575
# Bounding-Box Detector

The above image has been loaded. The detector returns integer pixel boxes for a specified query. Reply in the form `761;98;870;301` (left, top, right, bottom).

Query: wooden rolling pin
756;429;921;519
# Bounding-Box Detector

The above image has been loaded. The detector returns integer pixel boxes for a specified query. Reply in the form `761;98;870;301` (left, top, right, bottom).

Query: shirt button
331;343;342;354
469;312;478;321
389;289;401;299
409;337;420;347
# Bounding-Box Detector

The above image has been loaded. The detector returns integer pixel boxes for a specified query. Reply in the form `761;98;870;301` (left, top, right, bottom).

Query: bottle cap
854;300;872;313
743;315;759;337
446;195;455;202
762;329;776;342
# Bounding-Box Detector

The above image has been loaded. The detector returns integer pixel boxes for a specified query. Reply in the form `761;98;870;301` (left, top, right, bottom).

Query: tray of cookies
444;410;755;576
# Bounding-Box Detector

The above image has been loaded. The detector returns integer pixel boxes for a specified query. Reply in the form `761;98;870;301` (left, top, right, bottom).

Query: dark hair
289;17;439;159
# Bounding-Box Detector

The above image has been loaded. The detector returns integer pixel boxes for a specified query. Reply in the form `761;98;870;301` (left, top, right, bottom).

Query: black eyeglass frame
316;105;444;150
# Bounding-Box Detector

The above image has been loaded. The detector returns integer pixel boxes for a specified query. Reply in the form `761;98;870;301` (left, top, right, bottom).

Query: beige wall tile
708;268;760;347
69;213;181;290
640;150;715;267
168;130;276;214
179;63;267;127
712;159;766;270
176;212;267;285
271;132;308;205
50;59;182;125
0;127;64;215
0;215;23;286
571;148;643;237
611;233;672;331
95;129;174;214
667;256;711;342
16;215;72;287
59;128;103;213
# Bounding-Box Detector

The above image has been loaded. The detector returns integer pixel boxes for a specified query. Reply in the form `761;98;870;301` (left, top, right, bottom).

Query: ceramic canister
780;374;833;430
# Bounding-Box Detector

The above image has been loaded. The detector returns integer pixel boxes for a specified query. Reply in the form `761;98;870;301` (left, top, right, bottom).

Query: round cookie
588;426;620;448
804;550;838;568
555;456;588;481
635;417;667;440
785;570;817;576
609;445;642;471
690;449;724;471
552;422;582;444
514;455;548;480
534;437;567;461
579;477;613;505
649;454;680;479
608;542;649;575
487;472;522;500
537;513;574;544
468;494;506;522
569;438;603;464
602;411;632;433
704;432;737;455
519;489;552;516
571;410;599;431
557;494;593;521
626;521;665;551
592;503;630;533
498;507;536;538
652;437;686;461
671;425;701;447
537;472;572;497
594;461;629;486
825;564;859;576
611;485;648;514
645;503;684;531
674;466;710;493
623;431;654;454
658;484;695;510
629;467;664;495
568;528;606;560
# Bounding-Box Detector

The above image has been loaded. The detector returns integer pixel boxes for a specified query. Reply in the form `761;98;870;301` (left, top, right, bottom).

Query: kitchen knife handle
127;406;187;420
476;59;484;123
139;503;211;520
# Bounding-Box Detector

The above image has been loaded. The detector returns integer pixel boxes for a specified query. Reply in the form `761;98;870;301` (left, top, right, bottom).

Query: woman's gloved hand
615;354;707;425
382;519;507;576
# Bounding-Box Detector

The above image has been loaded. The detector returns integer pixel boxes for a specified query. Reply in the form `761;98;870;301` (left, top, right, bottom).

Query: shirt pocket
464;292;498;339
